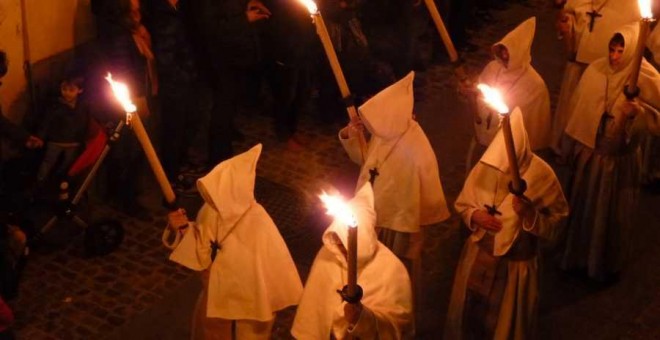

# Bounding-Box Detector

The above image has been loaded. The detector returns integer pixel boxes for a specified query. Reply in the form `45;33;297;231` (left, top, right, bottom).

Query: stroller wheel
84;219;124;257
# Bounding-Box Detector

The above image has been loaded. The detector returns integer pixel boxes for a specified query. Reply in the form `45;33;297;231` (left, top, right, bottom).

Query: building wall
0;0;94;120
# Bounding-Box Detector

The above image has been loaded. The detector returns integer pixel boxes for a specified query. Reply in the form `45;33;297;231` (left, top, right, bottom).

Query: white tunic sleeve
339;129;365;165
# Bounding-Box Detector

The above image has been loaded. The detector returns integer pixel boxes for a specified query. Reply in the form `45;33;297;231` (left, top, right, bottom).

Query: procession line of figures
165;0;660;336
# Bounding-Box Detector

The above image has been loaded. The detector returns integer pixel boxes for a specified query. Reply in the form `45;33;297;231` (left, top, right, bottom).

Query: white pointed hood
493;17;535;74
322;183;378;267
481;107;532;174
292;183;412;339
457;108;569;257
566;23;660;148
197;144;261;226
171;144;303;321
359;72;415;140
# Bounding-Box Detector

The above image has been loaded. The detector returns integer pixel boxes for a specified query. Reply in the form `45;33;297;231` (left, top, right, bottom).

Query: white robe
169;144;303;321
475;17;552;151
446;109;569;339
551;0;639;152
561;25;660;279
339;71;450;234
292;184;413;340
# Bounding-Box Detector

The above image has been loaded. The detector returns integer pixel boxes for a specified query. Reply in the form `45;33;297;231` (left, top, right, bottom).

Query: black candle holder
337;284;363;304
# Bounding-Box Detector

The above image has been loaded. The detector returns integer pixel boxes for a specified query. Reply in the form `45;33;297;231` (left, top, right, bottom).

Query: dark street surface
10;0;660;339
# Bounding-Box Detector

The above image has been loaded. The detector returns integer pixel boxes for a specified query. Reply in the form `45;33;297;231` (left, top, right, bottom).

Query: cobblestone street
9;0;660;339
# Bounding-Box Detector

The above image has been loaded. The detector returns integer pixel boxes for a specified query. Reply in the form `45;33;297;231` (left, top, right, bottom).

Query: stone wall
0;0;95;121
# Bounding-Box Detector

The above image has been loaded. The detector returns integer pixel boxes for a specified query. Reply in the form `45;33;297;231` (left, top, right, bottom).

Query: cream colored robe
551;0;639;152
169;144;303;322
339;71;450;234
562;24;660;279
446;109;569;340
292;183;413;340
475;17;551;151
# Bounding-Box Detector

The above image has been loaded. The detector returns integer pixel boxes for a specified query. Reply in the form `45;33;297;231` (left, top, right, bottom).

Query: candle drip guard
337;284;363;304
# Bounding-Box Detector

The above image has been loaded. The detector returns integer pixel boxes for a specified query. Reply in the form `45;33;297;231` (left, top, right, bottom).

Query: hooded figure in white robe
339;71;449;333
551;0;639;154
467;17;551;172
169;144;303;339
561;24;660;281
339;71;450;261
291;183;413;339
446;109;569;340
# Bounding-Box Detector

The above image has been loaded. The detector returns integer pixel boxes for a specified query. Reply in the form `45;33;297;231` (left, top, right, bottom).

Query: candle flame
477;84;510;115
638;0;653;19
319;192;357;228
297;0;318;15
105;73;137;113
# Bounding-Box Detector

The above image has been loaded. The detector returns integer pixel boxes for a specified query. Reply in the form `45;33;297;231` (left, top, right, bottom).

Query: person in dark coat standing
143;0;210;190
188;0;270;164
261;0;315;150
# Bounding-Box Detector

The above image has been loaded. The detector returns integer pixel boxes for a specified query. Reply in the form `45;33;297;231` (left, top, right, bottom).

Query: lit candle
477;84;525;195
105;73;186;248
297;0;366;159
320;192;359;298
626;0;655;99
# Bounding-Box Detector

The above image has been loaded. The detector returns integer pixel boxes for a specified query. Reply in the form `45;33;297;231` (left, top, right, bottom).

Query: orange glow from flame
319;192;357;228
105;73;137;113
639;0;653;19
477;84;510;115
297;0;318;14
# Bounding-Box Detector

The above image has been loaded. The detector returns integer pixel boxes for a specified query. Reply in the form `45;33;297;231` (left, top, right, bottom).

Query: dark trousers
159;82;209;180
208;70;242;165
267;62;311;141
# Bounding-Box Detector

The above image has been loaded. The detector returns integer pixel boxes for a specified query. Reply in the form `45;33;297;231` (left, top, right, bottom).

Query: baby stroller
32;120;125;257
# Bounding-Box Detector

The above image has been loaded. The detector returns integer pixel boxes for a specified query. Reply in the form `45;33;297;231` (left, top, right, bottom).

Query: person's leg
235;318;274;339
53;146;80;179
186;83;212;170
192;271;233;340
269;62;297;142
36;143;63;183
208;77;235;165
159;84;188;181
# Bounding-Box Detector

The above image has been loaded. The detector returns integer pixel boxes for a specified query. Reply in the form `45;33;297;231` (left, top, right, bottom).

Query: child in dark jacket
36;76;91;185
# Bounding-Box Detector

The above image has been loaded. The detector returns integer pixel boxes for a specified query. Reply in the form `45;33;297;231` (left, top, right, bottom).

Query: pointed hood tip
494;17;536;71
197;144;262;220
480;107;532;173
359;72;415;140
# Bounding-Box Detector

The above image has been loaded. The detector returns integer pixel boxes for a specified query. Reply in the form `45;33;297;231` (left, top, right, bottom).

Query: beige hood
493;17;535;74
359;71;415;140
481;107;533;174
565;23;660;148
197;144;261;227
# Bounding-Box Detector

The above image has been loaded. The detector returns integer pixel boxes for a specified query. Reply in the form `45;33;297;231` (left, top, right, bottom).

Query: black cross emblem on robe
210;240;221;261
587;10;602;32
484;204;502;216
368;167;379;185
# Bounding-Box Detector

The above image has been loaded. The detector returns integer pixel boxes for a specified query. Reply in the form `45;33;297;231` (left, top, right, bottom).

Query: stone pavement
9;0;660;339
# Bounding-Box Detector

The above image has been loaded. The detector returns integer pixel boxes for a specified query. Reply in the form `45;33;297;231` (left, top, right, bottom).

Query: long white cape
169;144;303;320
